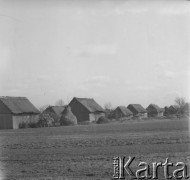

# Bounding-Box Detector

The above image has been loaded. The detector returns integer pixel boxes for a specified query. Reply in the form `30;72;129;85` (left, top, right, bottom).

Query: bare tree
175;97;186;117
175;97;186;108
104;102;114;119
104;102;113;110
55;99;65;106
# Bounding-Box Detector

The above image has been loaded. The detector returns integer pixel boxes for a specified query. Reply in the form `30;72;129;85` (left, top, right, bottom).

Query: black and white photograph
0;0;189;179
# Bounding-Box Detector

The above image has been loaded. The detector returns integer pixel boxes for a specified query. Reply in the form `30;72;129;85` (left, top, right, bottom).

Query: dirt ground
0;118;189;180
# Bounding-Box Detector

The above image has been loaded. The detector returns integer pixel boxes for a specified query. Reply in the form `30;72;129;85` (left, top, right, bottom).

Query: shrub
38;113;55;127
28;122;38;128
19;121;38;129
96;116;109;124
19;122;28;129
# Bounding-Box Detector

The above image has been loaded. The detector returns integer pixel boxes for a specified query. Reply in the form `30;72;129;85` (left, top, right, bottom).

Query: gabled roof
71;97;104;113
147;104;163;112
127;104;147;113
116;106;133;116
0;96;40;115
169;105;179;110
44;106;66;116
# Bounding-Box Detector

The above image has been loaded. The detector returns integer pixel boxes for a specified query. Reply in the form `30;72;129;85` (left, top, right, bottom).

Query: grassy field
0;118;189;180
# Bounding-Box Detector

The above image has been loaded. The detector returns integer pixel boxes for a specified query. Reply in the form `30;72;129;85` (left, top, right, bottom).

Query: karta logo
113;156;189;179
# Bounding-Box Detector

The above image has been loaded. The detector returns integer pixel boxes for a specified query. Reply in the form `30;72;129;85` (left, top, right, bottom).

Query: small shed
113;106;133;119
69;97;105;123
127;104;147;118
146;104;163;117
0;96;40;129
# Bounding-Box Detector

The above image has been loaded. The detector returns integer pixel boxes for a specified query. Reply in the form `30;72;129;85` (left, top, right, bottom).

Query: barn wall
89;113;96;122
0;114;13;129
138;113;148;118
69;99;89;122
89;113;105;122
158;112;163;117
12;115;39;129
168;107;177;115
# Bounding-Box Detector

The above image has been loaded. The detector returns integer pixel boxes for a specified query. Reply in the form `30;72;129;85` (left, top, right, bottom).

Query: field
0;118;189;180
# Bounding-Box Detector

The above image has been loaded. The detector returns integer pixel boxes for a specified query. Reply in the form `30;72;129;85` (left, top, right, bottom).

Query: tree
174;97;186;117
175;97;186;108
55;99;65;106
104;102;113;110
104;102;114;119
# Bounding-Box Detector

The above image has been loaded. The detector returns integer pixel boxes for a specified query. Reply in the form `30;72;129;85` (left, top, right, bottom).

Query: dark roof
117;106;133;116
0;96;40;115
169;105;179;110
72;97;104;113
45;106;66;116
147;104;163;112
127;104;147;113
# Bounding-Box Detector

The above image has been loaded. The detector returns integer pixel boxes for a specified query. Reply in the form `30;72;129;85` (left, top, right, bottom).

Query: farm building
146;104;164;117
0;96;40;129
43;106;65;122
112;106;133;119
168;105;178;115
69;97;105;123
127;104;147;118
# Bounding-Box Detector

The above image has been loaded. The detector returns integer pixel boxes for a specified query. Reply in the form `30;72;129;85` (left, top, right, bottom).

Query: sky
0;0;189;109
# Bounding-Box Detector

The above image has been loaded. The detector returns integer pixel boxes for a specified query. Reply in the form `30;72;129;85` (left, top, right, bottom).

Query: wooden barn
113;106;133;119
168;105;178;115
69;97;105;123
127;104;147;118
0;96;40;129
146;104;163;117
43;106;65;122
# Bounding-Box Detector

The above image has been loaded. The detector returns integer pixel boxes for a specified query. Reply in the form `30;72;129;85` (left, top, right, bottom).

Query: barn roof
169;105;179;110
45;106;66;116
0;96;40;115
147;104;163;112
117;106;133;116
127;104;147;113
73;97;104;113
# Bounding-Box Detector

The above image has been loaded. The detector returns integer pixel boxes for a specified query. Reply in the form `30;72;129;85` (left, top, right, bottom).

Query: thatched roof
169;105;179;111
127;104;147;114
44;106;66;117
60;106;77;125
71;97;104;113
146;104;163;112
116;106;133;116
0;96;40;115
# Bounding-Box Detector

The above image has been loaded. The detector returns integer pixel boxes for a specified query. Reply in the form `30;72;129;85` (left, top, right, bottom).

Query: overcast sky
0;0;189;108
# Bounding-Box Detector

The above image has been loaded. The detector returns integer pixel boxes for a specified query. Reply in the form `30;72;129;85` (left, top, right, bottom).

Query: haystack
60;106;77;126
96;116;109;124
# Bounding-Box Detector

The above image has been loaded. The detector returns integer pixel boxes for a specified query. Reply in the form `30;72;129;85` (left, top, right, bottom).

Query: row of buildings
0;96;189;129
